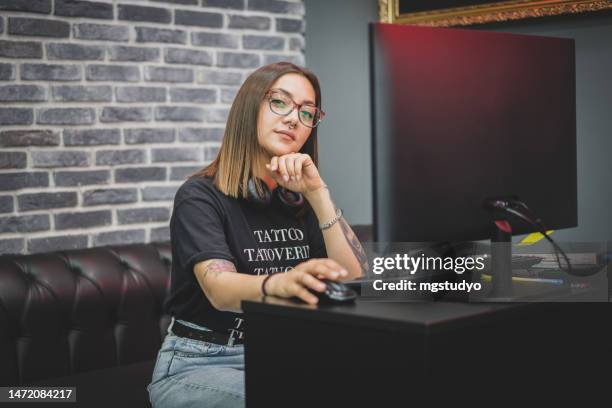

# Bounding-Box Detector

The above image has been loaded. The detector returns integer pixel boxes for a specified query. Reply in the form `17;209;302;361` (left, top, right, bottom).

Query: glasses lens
269;93;292;115
267;90;323;128
299;106;320;127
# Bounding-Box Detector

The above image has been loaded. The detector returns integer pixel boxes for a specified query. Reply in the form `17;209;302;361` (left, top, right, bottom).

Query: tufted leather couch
0;242;172;407
0;225;374;407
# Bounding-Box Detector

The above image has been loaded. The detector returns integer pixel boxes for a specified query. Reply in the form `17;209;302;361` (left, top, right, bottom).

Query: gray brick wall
0;0;305;255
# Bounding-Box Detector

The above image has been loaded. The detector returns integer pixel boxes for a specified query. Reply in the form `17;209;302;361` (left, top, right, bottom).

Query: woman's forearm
305;188;368;279
194;259;267;313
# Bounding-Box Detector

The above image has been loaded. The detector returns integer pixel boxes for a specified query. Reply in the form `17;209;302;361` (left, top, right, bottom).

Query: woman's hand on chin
265;153;326;196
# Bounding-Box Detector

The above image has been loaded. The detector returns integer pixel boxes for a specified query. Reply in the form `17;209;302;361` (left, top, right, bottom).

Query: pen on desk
480;274;565;285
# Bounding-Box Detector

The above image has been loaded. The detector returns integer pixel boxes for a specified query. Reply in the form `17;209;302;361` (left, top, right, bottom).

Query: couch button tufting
0;241;172;386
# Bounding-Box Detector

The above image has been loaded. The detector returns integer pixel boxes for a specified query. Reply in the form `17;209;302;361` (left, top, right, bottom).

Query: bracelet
320;208;343;230
261;273;278;297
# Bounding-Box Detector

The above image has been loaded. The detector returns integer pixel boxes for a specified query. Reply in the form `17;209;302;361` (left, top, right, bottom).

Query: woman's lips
275;130;296;141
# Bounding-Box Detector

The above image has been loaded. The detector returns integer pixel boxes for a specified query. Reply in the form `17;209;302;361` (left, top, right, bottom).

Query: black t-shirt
164;175;327;342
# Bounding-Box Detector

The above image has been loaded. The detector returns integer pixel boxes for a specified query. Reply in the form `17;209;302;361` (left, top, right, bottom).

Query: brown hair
192;62;322;199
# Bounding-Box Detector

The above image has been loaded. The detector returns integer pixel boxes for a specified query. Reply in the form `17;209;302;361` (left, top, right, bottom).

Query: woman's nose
283;107;300;125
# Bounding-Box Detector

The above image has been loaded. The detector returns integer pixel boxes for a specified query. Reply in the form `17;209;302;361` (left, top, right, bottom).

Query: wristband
320;208;343;230
261;273;278;297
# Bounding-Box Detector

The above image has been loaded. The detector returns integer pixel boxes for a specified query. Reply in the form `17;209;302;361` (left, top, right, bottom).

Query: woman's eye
300;111;314;120
271;99;287;108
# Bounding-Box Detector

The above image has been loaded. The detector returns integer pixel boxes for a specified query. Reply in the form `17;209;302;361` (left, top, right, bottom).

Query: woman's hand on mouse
264;259;348;305
265;153;326;197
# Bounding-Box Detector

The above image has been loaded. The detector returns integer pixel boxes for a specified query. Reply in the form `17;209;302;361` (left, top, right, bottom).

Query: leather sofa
0;242;172;407
0;226;373;407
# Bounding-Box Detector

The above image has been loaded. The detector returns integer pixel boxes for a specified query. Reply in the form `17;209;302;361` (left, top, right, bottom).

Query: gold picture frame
378;0;612;27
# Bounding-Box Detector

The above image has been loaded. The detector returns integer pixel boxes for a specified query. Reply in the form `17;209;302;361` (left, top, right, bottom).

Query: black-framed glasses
265;89;325;128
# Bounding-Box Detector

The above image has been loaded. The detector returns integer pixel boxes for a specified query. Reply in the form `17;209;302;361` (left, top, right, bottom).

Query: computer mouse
312;279;357;304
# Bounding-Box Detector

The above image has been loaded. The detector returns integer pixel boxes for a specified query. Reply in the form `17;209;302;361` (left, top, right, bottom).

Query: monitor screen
369;23;577;243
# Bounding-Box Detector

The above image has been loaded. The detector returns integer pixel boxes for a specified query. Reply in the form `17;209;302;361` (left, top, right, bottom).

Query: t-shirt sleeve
305;207;327;259
171;195;235;274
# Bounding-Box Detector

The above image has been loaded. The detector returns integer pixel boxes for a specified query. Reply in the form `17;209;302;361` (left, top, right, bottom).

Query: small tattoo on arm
339;217;369;275
201;259;237;280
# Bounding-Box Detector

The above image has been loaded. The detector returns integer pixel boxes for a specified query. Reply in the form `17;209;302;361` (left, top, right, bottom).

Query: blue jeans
147;319;245;408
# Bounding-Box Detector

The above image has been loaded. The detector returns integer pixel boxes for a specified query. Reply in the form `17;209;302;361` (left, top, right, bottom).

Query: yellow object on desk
480;273;564;285
518;230;554;245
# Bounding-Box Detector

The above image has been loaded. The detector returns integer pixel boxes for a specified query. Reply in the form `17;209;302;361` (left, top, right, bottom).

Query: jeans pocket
173;348;223;358
175;337;226;357
167;339;227;377
149;349;174;387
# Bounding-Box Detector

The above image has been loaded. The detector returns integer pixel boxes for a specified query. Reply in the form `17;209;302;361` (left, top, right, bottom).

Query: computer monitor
369;23;578;296
369;23;577;244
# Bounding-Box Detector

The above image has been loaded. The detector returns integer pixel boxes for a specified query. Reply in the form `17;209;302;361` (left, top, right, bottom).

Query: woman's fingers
276;259;350;304
267;153;315;184
269;154;309;182
277;156;289;182
300;272;327;292
295;155;304;181
285;280;318;304
267;158;287;186
269;156;278;172
285;155;297;180
267;156;288;183
301;259;348;280
294;286;318;304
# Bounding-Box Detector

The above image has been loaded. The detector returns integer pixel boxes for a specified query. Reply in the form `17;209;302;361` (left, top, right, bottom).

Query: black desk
243;296;610;406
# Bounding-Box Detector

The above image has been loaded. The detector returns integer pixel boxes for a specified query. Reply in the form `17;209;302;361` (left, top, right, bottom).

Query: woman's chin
265;143;296;157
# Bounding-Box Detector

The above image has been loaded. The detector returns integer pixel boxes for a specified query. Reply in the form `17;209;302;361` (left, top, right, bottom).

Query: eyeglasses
265;89;325;128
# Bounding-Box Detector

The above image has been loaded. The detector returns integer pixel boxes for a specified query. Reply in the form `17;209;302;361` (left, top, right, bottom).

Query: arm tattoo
201;259;237;280
338;216;369;276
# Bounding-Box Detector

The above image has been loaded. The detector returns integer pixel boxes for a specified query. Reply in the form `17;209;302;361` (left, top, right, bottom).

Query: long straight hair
193;62;322;200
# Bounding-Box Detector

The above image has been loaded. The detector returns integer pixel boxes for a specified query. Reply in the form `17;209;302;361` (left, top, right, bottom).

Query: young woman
148;62;368;408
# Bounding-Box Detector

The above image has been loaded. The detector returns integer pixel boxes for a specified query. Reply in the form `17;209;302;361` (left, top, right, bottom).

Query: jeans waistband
167;317;211;334
169;317;243;346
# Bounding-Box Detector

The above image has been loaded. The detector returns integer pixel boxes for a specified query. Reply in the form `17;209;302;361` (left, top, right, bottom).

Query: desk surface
243;276;603;335
242;297;529;335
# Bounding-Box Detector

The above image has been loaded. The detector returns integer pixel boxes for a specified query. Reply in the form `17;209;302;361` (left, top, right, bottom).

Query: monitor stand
489;225;513;300
482;225;573;302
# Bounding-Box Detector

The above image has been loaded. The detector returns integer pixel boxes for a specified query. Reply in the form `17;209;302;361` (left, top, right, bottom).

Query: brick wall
0;0;305;255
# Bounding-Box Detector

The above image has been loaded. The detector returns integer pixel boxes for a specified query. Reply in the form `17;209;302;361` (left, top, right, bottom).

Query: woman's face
257;73;316;158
